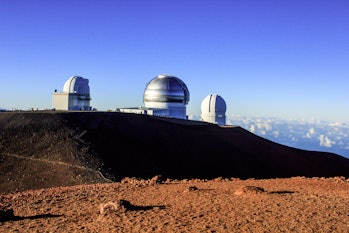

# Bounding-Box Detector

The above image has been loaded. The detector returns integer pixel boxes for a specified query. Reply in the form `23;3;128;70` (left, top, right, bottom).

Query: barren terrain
1;112;349;232
1;112;349;194
1;177;349;232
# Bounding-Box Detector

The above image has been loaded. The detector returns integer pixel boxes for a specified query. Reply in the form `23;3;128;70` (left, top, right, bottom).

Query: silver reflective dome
144;75;190;104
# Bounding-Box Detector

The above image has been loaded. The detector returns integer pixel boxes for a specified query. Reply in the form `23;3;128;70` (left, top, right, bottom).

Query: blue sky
1;0;348;122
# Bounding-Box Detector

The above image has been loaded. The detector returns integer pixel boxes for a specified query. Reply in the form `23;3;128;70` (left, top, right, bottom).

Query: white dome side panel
201;94;227;125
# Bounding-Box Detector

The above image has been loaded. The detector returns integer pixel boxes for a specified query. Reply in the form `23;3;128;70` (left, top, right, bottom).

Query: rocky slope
1;111;349;193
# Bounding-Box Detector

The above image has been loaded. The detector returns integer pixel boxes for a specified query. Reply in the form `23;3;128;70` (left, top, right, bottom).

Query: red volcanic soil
1;112;349;232
1;177;349;232
1;111;349;194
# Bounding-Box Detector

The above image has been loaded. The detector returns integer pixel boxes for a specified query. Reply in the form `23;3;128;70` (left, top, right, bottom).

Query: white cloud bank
319;135;334;148
227;115;349;158
306;127;315;138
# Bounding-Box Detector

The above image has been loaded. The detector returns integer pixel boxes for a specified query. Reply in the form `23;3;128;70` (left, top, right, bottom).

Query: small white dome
201;94;226;114
63;76;90;95
144;75;190;104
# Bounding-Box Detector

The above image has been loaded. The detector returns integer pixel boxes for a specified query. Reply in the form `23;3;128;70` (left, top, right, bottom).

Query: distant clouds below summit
227;116;349;159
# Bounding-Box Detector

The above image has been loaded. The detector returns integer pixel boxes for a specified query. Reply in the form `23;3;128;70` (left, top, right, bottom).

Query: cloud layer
227;115;349;158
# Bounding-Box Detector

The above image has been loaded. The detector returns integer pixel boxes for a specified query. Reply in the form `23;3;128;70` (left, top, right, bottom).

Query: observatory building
201;94;226;125
144;75;190;119
52;76;91;111
118;74;190;119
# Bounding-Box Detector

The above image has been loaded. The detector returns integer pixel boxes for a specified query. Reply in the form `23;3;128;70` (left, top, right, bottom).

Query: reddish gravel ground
1;112;349;232
1;177;349;232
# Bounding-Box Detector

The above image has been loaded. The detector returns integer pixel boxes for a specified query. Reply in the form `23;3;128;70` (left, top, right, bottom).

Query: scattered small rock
99;201;121;215
149;175;163;185
100;199;165;215
234;186;266;195
188;186;198;191
212;177;223;182
332;176;346;182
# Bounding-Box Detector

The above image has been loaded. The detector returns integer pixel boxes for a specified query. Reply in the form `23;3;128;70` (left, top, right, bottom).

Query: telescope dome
201;94;226;114
144;75;190;104
144;74;189;119
63;76;90;95
201;94;226;125
53;76;91;111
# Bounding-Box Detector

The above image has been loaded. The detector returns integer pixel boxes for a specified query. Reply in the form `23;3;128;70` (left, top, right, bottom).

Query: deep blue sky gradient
1;0;348;121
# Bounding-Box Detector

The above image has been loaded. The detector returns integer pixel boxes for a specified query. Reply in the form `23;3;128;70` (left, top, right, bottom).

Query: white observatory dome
201;94;226;114
144;75;190;119
63;76;90;95
201;94;226;125
53;76;91;111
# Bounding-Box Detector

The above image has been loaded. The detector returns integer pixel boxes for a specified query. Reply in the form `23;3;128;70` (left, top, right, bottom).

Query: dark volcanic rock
1;111;349;193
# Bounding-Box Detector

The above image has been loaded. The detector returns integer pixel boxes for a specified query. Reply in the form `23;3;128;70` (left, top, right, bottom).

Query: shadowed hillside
1;111;349;193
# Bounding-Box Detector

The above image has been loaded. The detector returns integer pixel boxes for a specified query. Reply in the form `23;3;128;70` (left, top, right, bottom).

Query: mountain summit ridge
1;111;349;193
